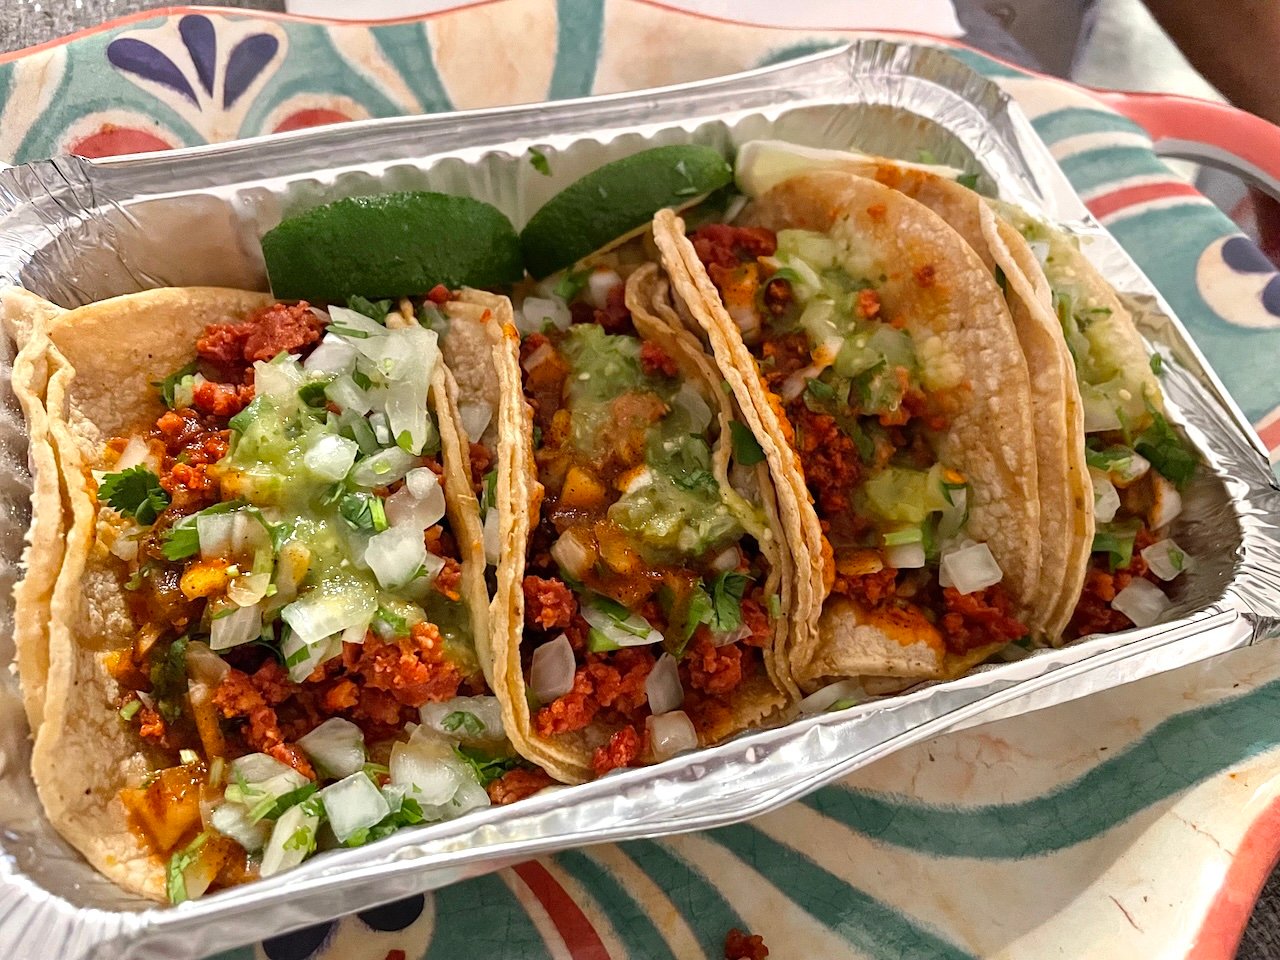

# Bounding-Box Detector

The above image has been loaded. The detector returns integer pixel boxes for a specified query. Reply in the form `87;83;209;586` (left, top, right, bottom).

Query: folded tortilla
654;170;1044;691
24;287;493;900
440;273;795;784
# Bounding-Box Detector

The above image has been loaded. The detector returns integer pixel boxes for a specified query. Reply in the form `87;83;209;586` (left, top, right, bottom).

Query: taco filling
688;222;1028;675
514;272;780;776
1028;230;1197;637
96;297;544;900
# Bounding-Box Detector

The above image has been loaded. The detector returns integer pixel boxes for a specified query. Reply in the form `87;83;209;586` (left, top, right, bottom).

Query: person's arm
1142;0;1280;124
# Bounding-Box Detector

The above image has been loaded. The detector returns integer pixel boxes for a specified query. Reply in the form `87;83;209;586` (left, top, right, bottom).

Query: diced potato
120;764;205;854
180;560;231;600
560;466;606;510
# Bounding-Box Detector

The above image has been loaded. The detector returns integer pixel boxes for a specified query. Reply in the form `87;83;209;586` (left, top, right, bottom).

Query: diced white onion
369;410;392;447
252;356;305;401
420;696;505;741
520;296;572;335
365;524;429;590
727;303;761;340
230;753;306;786
522;342;555;374
273;542;311;605
797;679;867;715
304;334;358;377
297;717;366;779
350;447;419;488
449;776;493;815
458;401;493;442
405;467;440;501
1141;538;1192;581
885;542;926;570
280;578;377;646
646;710;697;761
385;483;445;532
1111;577;1172;628
317;772;390;844
1148;473;1183;530
260;802;320;878
303;434;359;482
389;727;464;805
530;633;576;702
587;268;622;309
1091;469;1121;524
228;571;271;608
937;486;968;541
210;802;269;853
185;640;231;686
328;304;390;339
1082;394;1123;433
711;624;752;647
280;630;342;683
709;545;742;574
939;541;1003;594
1111;451;1151;487
581;601;664;648
197;512;236;561
115;436;152;472
645;653;684;715
1028;240;1050;267
382;363;431;454
549;530;593;581
672;383;712;433
324;375;372;415
210;601;262;651
109;523;141;561
483;509;501;566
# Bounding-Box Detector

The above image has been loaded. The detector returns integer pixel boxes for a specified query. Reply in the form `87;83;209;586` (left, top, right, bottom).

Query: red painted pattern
512;861;611;960
1189;792;1280;959
1085;180;1203;222
1254;408;1280;458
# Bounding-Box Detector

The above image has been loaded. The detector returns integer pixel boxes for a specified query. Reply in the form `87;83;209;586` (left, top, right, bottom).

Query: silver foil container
1;40;1278;960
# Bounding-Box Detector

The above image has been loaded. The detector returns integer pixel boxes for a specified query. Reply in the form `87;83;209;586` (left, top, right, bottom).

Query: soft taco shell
1;288;69;732
442;275;794;785
655;172;1043;689
30;287;490;899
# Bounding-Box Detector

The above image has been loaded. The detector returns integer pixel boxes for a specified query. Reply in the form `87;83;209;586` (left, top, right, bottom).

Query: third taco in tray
440;246;797;784
652;169;1046;693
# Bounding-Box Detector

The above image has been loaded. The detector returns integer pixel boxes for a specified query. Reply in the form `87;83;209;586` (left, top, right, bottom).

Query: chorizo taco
24;286;550;902
440;253;795;785
652;169;1046;693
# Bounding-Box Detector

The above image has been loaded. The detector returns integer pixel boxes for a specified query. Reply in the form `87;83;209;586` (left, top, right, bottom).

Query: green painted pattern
370;24;453;114
708;823;978;960
557;849;677;959
422;872;551;960
1032;106;1146;145
549;0;604;100
618;838;748;957
1057;144;1176;196
802;677;1280;859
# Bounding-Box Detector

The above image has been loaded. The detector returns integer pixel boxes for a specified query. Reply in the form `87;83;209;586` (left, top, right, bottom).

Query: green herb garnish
1135;411;1197;489
729;421;765;466
441;711;486;737
529;148;552;176
153;361;198;409
98;466;170;525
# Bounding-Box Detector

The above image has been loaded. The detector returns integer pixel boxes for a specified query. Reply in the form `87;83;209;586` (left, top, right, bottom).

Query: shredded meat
762;276;792;316
639;340;679;378
523;576;577;631
191;380;254;417
789;403;861;516
739;597;772;648
469;441;493;493
835;567;898;607
592;725;643;776
1068;528;1159;639
211;666;316;778
433;556;462;601
533;648;656;737
486;767;557;805
689;224;777;269
857;287;882;319
348;621;464;707
196;301;324;373
940;585;1027;655
683;635;745;697
724;928;769;960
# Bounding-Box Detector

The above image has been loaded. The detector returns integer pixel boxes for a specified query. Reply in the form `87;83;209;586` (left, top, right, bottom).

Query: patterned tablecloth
3;3;1280;958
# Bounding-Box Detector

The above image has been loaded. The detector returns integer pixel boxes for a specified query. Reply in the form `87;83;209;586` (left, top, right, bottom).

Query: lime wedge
520;145;733;279
263;192;523;301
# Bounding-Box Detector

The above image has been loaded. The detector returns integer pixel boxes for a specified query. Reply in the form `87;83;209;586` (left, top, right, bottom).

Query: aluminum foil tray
2;39;1279;960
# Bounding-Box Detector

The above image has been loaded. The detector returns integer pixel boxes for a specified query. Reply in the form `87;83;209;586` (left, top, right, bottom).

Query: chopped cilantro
160;500;248;561
994;265;1007;294
256;783;318;823
1150;353;1164;376
828;697;860;711
956;172;980;190
149;634;189;726
1092;520;1141;571
767;594;781;619
441;711;485;736
709;570;750;634
347;295;392;323
667;582;714;658
532;424;544;449
916;148;939;164
479;469;498;514
351;369;374;391
339;492;389;532
529;148;551;176
396;430;416;454
729;421;765;466
1135;412;1197;489
228;396;265;434
375;605;409;636
165;831;209;904
344;797;426;847
153;361;198;410
453;745;521;787
119;698;142;721
1085;444;1136;473
553;268;591;302
98;466;170;525
298;379;331;408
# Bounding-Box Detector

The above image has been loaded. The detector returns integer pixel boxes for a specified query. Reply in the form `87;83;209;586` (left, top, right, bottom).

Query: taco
25;286;549;902
652;169;1046;692
440;251;795;784
1;288;69;732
